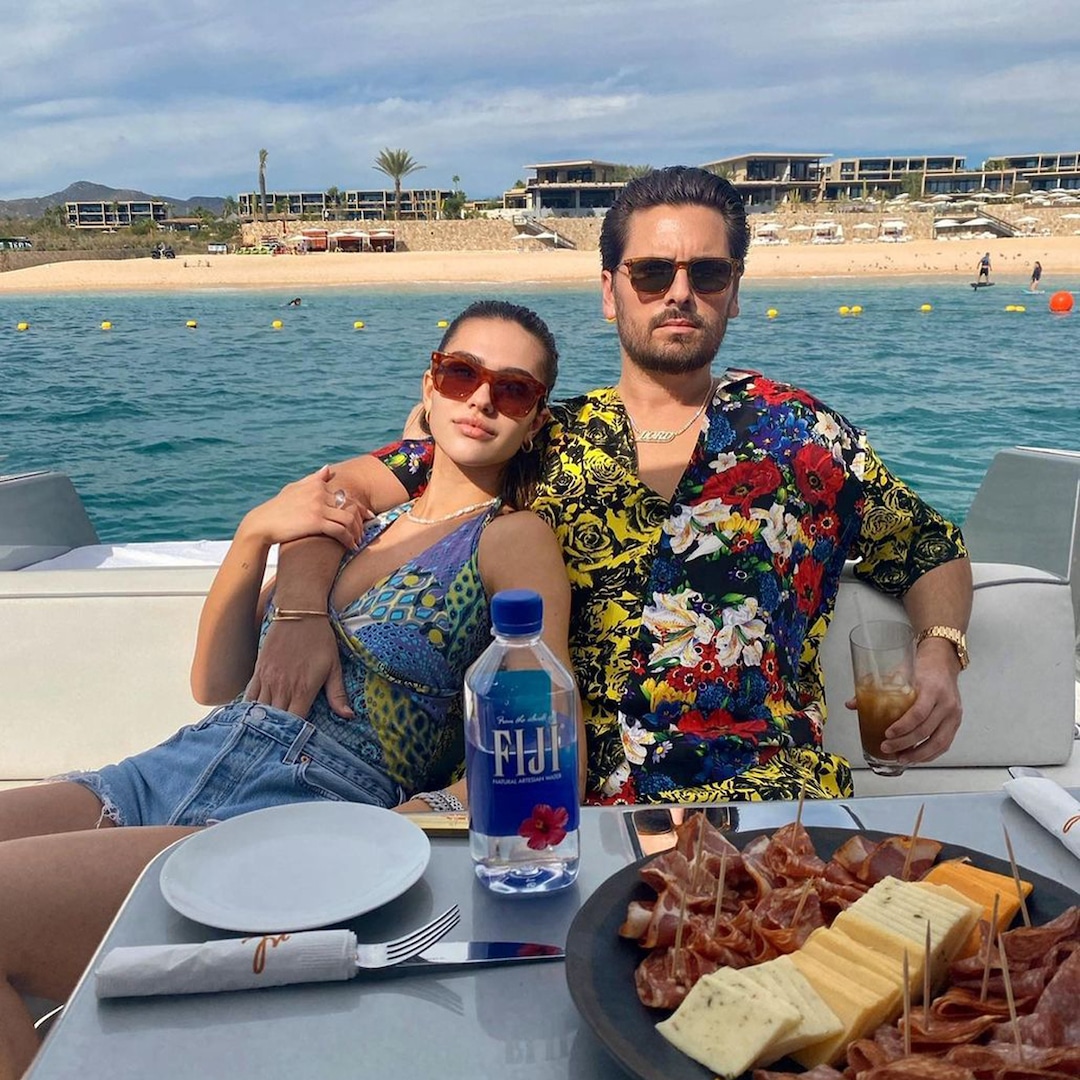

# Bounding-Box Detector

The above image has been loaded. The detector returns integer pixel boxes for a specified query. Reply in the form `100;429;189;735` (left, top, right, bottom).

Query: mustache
650;311;704;331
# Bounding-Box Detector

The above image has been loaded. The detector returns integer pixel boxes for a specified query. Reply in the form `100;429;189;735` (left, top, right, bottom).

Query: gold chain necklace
405;498;498;525
624;379;715;443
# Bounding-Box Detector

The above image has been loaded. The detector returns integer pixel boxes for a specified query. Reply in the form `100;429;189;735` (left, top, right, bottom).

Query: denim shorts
66;702;402;827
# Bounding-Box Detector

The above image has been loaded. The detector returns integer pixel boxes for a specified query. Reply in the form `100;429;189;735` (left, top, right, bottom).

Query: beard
615;302;730;375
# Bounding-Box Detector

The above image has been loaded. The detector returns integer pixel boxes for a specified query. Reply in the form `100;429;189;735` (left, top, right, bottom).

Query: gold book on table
410;812;470;836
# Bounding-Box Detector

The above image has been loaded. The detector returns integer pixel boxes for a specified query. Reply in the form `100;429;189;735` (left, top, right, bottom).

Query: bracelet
411;789;465;813
268;606;329;622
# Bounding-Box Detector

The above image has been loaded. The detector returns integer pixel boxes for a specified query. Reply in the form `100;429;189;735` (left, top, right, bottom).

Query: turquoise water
2;278;1077;543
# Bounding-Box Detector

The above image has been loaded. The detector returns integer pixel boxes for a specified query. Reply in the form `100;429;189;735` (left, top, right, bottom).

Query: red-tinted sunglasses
430;351;547;419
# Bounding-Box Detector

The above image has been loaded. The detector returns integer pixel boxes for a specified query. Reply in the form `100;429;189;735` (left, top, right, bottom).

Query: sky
2;0;1078;203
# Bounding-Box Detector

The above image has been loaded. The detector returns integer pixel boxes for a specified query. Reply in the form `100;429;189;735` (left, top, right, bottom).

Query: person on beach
977;252;991;282
252;166;971;808
1030;261;1042;291
0;300;575;1080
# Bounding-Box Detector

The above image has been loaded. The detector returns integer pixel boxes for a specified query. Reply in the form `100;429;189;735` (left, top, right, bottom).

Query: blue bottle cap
490;589;543;635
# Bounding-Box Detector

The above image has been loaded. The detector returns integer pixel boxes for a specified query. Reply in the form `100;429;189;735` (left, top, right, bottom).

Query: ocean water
2;278;1077;543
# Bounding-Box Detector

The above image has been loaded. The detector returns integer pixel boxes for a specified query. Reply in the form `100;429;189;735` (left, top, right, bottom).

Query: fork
354;904;461;969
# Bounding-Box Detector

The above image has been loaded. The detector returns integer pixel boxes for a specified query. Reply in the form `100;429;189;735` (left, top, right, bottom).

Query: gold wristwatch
915;626;969;670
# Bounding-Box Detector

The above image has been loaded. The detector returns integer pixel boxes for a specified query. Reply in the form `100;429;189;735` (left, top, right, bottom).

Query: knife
394;941;564;970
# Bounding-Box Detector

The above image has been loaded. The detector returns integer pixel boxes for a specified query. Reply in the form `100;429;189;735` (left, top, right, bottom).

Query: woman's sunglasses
430;352;547;419
621;256;743;296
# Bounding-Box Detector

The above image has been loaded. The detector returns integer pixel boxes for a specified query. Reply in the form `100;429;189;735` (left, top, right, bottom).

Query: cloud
1;0;1077;199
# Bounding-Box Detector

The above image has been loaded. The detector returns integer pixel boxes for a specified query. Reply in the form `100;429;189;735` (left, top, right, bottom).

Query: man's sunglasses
430;351;547;419
621;256;743;296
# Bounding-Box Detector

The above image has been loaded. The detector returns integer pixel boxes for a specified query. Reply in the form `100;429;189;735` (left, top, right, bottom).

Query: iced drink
849;621;917;777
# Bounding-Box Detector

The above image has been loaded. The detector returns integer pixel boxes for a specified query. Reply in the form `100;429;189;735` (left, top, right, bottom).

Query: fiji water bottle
464;589;579;895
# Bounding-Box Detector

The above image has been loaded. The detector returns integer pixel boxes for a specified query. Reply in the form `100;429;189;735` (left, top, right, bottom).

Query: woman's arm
477;512;585;798
190;467;368;705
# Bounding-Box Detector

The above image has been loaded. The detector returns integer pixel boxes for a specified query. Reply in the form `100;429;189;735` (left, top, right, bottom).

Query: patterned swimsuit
268;501;498;795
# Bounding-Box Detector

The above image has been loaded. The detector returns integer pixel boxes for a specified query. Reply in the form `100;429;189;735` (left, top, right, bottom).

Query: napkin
1003;776;1080;860
95;930;358;999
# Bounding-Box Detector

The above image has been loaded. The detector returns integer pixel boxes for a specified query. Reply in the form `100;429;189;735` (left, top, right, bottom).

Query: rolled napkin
1003;776;1080;860
96;930;358;999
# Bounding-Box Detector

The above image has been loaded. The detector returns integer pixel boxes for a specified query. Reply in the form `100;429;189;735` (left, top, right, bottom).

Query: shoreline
1;238;1078;293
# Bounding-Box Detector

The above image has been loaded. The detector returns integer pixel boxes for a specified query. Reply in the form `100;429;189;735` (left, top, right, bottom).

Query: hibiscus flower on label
519;804;570;850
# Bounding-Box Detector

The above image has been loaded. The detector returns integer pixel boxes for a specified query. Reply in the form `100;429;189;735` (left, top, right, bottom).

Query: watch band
915;625;969;670
412;789;466;813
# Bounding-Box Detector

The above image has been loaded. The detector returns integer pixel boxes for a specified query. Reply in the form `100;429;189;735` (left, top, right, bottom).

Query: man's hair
599;166;750;271
430;298;559;510
437;299;558;391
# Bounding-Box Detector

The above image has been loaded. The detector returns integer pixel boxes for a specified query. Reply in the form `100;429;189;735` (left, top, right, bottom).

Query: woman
0;300;574;1079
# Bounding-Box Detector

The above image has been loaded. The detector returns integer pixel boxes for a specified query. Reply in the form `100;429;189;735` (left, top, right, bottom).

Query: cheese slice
788;950;896;1067
844;876;978;987
738;955;843;1065
832;908;928;995
801;926;907;992
923;860;1033;956
656;967;801;1079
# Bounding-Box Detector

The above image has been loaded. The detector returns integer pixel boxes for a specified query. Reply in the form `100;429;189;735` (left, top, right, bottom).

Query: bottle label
467;670;579;842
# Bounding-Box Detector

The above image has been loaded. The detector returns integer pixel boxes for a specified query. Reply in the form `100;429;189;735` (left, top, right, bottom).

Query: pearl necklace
624;379;716;443
405;498;498;525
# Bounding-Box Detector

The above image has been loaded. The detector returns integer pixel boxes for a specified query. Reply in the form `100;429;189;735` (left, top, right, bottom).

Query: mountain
0;181;226;219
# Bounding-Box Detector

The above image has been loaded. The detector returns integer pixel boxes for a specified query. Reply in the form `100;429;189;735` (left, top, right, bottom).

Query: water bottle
464;589;580;895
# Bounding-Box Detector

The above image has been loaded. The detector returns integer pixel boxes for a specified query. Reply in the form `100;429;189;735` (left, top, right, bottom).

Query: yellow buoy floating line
354;320;365;329
271;319;283;329
920;304;933;313
186;320;198;329
436;320;448;328
766;308;778;319
100;321;112;330
16;321;30;331
1004;305;1026;313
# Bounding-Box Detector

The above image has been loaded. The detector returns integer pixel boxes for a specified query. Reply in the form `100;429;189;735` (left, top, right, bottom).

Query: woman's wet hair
427;299;559;510
599;165;750;271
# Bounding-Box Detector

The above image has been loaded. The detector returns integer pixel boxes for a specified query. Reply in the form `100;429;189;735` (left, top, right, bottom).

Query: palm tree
258;149;269;224
373;148;425;220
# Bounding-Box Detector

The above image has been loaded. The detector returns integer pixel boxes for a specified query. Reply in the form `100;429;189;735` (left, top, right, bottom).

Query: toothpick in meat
713;851;728;930
980;892;1000;1002
1001;825;1032;927
997;931;1023;1061
900;802;925;881
902;949;912;1057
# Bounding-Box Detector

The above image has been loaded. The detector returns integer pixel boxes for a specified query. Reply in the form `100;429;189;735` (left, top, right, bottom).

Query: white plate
159;802;431;932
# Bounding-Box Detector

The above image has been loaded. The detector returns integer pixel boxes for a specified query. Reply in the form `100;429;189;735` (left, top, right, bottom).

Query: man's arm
883;556;973;764
244;451;419;718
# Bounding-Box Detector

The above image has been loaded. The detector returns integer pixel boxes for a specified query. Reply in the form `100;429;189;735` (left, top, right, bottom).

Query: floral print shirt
377;370;966;806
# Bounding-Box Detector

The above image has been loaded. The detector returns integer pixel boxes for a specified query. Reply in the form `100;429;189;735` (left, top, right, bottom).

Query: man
253;166;971;805
978;252;991;282
1030;261;1042;291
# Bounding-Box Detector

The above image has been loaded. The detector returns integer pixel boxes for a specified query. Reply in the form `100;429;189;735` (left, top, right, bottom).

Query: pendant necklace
406;498;498;525
624;379;716;444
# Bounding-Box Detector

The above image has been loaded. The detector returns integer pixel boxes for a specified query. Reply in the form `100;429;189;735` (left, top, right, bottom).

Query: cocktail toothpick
1001;826;1031;927
902;950;912;1056
672;883;690;980
791;878;814;927
923;921;932;1027
997;932;1023;1060
713;852;728;930
691;812;707;893
979;892;1000;1002
900;802;925;881
794;774;807;833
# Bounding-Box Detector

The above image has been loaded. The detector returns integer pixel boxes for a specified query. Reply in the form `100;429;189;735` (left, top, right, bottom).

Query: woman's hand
238;465;370;550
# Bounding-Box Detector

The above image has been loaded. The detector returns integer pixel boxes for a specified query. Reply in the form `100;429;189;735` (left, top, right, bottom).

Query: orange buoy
1049;291;1074;313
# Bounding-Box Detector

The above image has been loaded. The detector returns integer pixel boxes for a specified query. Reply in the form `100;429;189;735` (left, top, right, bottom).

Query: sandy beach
1;237;1078;293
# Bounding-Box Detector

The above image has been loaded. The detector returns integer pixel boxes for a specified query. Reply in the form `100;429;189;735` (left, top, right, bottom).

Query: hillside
0;181;225;219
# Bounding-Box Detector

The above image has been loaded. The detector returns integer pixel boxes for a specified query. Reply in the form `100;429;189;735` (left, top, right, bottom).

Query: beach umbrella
755;222;781;234
1015;216;1039;224
854;222;877;230
1061;213;1080;219
788;224;812;232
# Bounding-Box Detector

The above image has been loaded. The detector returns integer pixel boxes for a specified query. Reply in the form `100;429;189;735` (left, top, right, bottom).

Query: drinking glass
849;621;917;776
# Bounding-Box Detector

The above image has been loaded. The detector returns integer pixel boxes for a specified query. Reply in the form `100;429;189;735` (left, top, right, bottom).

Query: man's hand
241;465;369;551
244;618;354;719
847;638;962;765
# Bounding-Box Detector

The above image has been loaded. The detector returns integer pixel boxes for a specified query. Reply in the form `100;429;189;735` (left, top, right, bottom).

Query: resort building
237;188;452;221
824;155;967;200
700;154;831;206
988;151;1080;192
64;200;168;229
501;161;625;215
